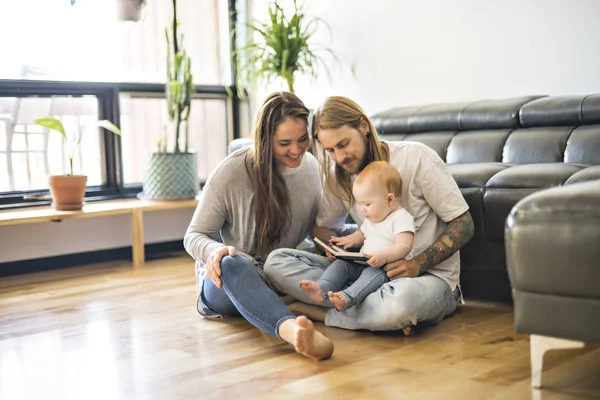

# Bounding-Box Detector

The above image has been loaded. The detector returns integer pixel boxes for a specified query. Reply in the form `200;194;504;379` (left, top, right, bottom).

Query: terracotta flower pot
49;175;88;211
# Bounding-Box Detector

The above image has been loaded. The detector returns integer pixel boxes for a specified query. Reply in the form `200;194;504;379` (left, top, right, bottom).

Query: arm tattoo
415;211;475;275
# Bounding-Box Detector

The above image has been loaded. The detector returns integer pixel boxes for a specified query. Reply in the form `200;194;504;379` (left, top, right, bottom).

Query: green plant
35;117;122;176
234;0;339;94
164;0;194;153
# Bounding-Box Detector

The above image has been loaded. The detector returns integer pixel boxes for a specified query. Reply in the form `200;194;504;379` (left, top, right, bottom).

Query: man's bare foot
402;324;414;336
328;291;347;311
299;280;325;304
294;316;334;360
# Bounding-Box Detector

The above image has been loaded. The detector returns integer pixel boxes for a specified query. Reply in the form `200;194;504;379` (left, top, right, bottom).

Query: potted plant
35;117;122;211
116;0;147;22
140;0;198;200
233;0;340;94
71;0;147;22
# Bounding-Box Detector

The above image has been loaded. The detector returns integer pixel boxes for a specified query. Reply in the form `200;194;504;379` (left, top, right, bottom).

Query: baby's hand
330;235;355;249
367;251;387;267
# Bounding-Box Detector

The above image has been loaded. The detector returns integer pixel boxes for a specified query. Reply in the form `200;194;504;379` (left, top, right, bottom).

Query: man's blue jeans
199;255;296;339
264;249;461;331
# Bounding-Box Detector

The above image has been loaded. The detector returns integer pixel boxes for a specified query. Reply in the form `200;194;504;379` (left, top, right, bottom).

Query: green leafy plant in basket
142;0;198;200
233;0;340;95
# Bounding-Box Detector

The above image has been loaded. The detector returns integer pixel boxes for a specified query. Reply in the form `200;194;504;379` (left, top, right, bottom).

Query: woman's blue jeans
201;255;296;339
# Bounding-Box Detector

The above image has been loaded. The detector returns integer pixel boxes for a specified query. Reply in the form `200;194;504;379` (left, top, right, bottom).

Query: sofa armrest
505;179;600;344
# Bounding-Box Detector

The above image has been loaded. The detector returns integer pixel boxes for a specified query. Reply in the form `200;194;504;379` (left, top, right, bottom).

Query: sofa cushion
506;180;600;300
371;106;425;134
486;163;584;189
461;96;545;130
482;164;584;239
581;94;600;124
519;95;587;127
402;131;456;161
565;165;600;184
446;130;511;163
228;137;253;154
447;163;510;187
502;127;573;164
564;125;600;164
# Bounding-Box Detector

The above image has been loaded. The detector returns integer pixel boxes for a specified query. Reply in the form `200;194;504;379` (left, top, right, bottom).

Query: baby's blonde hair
354;161;402;197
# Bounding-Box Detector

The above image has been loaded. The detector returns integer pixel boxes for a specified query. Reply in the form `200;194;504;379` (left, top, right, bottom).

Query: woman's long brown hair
250;92;309;254
311;96;388;207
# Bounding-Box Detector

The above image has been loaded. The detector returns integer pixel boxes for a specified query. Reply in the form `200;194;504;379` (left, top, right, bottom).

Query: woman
183;92;333;360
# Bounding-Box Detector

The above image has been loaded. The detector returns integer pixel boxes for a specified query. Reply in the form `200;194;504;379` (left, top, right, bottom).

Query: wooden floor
1;254;598;400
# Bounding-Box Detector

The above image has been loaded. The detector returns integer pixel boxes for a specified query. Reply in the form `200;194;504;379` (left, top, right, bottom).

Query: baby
300;160;415;311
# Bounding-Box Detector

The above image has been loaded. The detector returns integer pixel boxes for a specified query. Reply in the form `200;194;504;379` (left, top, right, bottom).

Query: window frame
0;1;243;209
0;80;239;209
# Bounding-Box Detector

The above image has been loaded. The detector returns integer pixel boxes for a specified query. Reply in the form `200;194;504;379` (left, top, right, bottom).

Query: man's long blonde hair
311;96;388;207
249;92;309;254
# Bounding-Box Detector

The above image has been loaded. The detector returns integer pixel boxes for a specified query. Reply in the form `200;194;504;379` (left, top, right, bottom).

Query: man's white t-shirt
361;208;415;260
317;141;469;290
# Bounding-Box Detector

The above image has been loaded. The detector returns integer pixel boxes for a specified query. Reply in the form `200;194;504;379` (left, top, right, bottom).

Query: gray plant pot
141;152;199;200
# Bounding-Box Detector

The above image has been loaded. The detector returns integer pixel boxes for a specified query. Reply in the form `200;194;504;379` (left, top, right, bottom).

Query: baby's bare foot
299;280;325;304
328;291;347;311
294;316;334;360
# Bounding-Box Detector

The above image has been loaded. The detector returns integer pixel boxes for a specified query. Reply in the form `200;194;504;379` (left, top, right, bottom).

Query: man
264;96;475;335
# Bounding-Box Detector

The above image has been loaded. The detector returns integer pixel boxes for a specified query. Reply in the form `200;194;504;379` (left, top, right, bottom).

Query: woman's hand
207;246;236;288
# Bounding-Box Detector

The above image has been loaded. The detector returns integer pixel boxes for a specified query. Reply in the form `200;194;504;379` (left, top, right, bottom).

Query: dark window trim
0;80;237;210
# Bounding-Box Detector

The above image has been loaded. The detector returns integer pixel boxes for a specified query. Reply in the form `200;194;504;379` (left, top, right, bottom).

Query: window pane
0;95;103;192
0;0;228;85
119;95;229;185
28;134;45;152
0;123;5;151
0;154;8;191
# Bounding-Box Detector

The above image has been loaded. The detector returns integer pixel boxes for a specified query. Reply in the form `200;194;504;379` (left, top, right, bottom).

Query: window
0;0;230;85
119;94;231;185
0;0;239;208
0;95;103;192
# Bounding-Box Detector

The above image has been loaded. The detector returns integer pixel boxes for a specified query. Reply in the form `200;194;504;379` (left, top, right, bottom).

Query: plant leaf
86;120;122;136
35;117;67;139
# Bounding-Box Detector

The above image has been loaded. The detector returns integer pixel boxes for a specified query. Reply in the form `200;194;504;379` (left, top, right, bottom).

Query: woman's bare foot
328;291;347;311
294;316;334;360
299;280;325;304
402;324;414;336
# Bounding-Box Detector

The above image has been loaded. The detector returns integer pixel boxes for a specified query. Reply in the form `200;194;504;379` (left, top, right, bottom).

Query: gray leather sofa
228;94;600;304
370;94;600;303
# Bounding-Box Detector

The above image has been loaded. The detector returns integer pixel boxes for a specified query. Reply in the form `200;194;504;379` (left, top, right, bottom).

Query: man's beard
339;156;367;174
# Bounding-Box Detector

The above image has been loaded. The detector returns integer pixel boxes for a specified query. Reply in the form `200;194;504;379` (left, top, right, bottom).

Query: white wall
251;0;600;115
